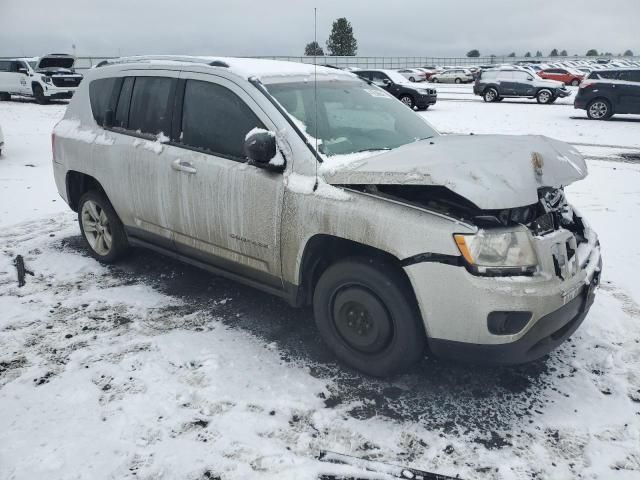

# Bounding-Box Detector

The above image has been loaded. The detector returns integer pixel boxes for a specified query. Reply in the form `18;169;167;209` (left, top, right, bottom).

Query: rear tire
33;84;49;105
455;78;462;84
483;88;499;102
313;258;426;376
587;98;613;120
431;77;439;83
536;89;553;104
78;191;129;263
409;76;416;82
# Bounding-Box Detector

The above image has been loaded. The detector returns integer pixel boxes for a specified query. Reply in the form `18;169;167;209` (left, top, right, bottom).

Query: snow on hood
322;134;587;210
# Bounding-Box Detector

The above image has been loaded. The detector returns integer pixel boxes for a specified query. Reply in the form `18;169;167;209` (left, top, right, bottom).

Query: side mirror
244;129;283;172
382;78;391;86
527;76;534;81
104;109;114;129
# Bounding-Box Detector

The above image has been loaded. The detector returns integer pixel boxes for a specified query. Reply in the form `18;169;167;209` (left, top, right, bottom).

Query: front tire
399;94;415;109
78;191;129;263
33;84;49;105
313;258;426;376
483;88;499;102
455;78;462;84
409;76;415;82
587;98;612;120
536;89;553;104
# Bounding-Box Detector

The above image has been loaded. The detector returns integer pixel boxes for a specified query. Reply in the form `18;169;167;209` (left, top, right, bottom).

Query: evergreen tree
508;52;516;57
326;18;358;56
586;49;599;56
560;49;568;56
549;49;559;57
623;49;633;56
304;41;324;56
535;50;543;57
524;52;531;58
466;49;480;58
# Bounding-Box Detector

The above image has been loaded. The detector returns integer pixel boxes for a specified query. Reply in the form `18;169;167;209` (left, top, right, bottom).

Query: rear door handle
172;159;197;174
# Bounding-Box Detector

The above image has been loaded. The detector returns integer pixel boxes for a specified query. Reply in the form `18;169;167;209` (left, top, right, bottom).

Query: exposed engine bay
349;184;587;242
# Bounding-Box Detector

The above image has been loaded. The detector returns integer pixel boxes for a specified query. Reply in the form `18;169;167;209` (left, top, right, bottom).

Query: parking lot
1;91;640;479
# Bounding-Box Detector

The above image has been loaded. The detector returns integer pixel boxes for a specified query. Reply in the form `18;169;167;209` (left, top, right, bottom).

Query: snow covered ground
1;98;640;480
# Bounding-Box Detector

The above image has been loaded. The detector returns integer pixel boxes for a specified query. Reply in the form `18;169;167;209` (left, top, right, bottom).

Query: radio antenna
313;7;319;192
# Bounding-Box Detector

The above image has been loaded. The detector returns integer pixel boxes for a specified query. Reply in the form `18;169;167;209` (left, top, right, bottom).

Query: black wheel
571;79;580;87
78;191;129;263
536;89;553;104
483;88;499;102
409;76;416;82
587;98;613;120
0;92;10;101
32;84;49;105
431;77;439;83
455;78;462;84
399;95;415;108
313;258;426;376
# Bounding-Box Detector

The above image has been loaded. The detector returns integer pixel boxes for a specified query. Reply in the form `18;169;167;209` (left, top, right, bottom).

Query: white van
0;54;83;103
51;56;601;376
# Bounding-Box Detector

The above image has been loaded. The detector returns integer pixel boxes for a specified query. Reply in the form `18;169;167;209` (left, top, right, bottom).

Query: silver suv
52;56;601;376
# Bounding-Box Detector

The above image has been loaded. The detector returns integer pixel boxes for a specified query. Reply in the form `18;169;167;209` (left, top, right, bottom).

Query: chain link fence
2;55;639;72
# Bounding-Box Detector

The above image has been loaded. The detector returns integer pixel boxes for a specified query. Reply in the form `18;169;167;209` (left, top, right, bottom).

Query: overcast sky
1;0;638;58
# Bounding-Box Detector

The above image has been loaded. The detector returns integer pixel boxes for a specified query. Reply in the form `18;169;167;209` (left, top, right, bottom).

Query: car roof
95;55;355;82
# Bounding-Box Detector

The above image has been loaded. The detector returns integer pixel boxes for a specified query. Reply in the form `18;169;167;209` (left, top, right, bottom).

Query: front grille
51;76;82;88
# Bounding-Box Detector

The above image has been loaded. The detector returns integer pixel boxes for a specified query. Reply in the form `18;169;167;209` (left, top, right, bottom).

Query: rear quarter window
89;77;121;126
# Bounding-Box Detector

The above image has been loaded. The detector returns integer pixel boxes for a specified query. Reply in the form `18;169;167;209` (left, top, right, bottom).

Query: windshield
265;80;438;156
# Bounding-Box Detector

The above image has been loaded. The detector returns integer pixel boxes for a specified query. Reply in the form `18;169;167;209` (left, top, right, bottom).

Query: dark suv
355;69;437;110
575;69;640;119
474;69;570;104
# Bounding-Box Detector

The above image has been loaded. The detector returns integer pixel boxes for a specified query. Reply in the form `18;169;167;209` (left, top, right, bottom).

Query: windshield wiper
355;147;391;153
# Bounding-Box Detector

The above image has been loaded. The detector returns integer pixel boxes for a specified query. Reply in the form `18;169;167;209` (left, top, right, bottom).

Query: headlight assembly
454;228;538;276
42;76;52;84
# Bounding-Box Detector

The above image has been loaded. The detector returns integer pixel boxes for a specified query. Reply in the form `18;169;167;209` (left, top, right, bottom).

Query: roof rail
96;55;229;68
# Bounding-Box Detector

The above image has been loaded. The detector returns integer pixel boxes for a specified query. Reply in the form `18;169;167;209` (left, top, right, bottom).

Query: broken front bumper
404;226;602;365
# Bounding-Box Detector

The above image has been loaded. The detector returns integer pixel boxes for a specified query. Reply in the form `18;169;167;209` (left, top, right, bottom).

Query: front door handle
172;159;197;174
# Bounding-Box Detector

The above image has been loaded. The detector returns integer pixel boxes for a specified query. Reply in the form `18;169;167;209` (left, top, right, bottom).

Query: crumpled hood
322;134;587;210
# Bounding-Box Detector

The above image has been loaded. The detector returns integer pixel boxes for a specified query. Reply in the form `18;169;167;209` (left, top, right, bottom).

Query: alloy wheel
81;200;113;256
588;101;609;119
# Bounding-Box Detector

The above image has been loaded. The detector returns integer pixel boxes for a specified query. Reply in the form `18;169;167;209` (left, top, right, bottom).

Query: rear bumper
429;265;600;365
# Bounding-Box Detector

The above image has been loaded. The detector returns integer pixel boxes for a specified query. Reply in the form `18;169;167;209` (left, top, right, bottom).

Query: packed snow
1;97;640;480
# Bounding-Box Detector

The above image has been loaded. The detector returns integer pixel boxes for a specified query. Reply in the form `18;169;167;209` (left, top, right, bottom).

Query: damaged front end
349;183;600;283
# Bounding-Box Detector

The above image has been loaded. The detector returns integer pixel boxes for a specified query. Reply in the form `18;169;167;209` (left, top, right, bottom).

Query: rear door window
179;79;264;160
0;61;10;72
127;77;175;136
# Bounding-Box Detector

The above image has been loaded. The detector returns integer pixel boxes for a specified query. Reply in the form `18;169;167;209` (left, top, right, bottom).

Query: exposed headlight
42;76;52;84
454;228;538;276
416;89;430;94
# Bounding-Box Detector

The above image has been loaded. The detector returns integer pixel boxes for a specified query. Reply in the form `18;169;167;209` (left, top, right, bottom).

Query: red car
537;68;584;86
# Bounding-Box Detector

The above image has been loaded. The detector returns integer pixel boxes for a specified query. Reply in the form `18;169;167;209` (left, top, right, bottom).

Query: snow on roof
100;55;356;81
